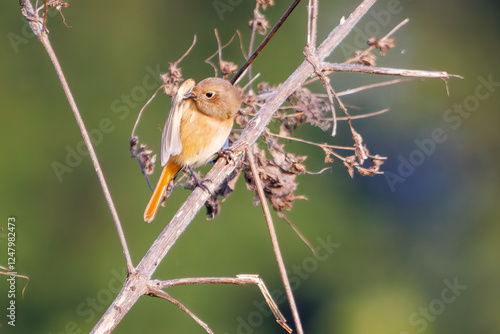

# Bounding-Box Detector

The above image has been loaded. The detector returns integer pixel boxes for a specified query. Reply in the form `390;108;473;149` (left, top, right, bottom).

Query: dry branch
321;62;460;79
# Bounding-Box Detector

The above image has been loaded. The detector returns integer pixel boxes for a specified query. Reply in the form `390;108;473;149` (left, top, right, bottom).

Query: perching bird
144;77;241;223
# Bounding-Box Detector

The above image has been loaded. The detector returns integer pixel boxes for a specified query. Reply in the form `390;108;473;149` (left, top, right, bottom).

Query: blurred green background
1;0;499;333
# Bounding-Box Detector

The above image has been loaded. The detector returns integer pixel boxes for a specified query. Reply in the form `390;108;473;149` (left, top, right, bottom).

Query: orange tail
144;161;182;223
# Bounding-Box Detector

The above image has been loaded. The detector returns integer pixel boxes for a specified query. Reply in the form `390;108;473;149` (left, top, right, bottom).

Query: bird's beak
184;92;196;100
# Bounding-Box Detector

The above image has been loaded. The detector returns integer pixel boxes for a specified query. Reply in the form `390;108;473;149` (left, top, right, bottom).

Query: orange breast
172;108;233;167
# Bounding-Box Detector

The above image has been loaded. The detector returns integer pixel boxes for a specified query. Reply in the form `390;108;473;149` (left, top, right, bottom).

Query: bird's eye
205;92;214;98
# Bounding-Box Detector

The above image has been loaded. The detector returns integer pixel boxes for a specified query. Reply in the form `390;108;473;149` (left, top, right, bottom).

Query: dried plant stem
151;289;213;334
307;0;319;47
247;148;303;334
269;133;353;161
20;0;134;273
321;62;461;79
246;2;260;82
0;265;29;297
332;107;389;120
131;85;164;138
153;275;292;333
336;78;413;96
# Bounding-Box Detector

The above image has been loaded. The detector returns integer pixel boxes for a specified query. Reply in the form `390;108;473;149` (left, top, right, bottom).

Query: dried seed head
249;10;270;35
220;60;238;77
257;0;274;10
368;37;396;56
161;63;183;96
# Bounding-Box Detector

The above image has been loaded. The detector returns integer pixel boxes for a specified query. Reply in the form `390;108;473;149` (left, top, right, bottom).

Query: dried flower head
249;10;270;35
130;137;157;176
220;60;238;78
368;37;396;56
257;0;274;10
161;63;183;97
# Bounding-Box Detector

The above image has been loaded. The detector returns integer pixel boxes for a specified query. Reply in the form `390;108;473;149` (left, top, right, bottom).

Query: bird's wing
161;79;196;167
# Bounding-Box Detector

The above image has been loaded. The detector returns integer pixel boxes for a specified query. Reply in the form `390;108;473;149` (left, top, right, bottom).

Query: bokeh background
1;0;499;333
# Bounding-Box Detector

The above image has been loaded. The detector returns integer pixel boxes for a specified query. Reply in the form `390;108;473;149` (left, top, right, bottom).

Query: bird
144;77;242;223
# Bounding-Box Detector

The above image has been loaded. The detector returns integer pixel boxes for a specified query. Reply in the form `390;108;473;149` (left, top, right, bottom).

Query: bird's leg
185;165;212;195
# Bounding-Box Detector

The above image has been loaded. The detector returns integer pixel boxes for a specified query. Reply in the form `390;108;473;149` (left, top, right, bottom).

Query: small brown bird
144;78;241;223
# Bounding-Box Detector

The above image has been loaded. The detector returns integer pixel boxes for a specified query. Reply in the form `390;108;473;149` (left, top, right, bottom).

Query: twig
20;0;134;273
254;107;389;121
0;266;30;297
246;1;260;82
336;78;413;96
153;275;292;333
150;289;213;334
131;85;164;138
205;30;237;77
307;0;319;48
321;62;462;79
331;108;389;120
269;132;354;159
247;146;304;334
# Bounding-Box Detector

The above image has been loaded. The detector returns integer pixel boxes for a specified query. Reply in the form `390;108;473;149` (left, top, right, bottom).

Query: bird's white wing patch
161;79;196;166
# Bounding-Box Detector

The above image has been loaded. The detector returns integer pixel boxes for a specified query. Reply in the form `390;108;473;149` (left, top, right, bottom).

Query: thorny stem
20;0;134;273
247;148;304;334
